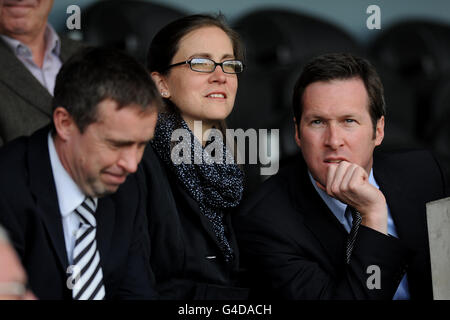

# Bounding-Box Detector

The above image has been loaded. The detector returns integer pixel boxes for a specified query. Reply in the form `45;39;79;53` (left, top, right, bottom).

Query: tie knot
74;197;97;227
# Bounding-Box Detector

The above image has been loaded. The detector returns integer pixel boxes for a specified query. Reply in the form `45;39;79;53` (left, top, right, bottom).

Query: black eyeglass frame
164;58;245;74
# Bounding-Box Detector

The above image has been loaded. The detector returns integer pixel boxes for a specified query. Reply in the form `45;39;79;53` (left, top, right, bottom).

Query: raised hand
317;161;388;234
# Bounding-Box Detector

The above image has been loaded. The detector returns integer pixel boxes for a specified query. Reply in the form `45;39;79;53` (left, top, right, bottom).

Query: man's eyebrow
106;139;132;146
340;114;358;118
303;113;326;120
107;138;150;146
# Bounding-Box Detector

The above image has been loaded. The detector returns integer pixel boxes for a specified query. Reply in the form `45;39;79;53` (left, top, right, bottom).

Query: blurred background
50;0;450;194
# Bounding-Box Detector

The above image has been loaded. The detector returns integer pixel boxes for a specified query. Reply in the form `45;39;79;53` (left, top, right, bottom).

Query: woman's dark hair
147;13;244;74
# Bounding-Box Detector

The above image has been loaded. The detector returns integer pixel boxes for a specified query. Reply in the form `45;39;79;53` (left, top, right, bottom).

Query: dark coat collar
27;126;68;270
287;155;348;271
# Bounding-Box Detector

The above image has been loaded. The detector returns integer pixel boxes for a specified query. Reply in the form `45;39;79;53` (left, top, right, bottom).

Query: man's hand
317;161;388;234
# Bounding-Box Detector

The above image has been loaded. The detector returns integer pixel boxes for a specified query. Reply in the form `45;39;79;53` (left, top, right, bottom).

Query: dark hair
52;47;162;132
292;53;386;136
147;14;244;75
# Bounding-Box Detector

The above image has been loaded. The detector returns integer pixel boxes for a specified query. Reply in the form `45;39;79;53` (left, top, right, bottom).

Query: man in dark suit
0;0;83;146
234;53;448;299
0;47;161;299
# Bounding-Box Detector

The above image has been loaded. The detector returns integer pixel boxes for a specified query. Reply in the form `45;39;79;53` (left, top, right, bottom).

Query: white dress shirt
47;132;97;265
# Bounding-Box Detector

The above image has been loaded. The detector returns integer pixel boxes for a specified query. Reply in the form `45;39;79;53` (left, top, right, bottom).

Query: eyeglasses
165;58;245;74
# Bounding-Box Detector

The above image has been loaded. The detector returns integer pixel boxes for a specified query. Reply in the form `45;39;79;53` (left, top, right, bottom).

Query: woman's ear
151;72;171;98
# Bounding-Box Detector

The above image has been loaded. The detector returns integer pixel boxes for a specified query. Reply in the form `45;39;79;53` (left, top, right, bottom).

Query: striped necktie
72;197;106;300
345;206;362;264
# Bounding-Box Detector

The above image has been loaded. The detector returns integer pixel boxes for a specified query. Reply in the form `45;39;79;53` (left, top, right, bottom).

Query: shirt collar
47;132;97;219
0;33;28;56
0;23;60;58
44;24;61;57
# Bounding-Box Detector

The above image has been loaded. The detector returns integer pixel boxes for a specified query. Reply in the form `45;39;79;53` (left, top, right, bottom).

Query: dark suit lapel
373;156;426;250
95;197;115;266
373;154;432;299
27;127;69;271
289;158;348;269
0;39;53;116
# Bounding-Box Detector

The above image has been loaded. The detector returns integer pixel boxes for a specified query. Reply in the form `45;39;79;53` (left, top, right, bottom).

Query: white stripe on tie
71;197;105;300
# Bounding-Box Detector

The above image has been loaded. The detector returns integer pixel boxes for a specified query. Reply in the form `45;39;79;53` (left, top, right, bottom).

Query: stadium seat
80;0;187;63
370;20;450;139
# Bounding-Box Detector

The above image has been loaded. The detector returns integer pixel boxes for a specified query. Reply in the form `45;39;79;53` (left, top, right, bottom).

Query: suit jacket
0;36;83;147
0;126;157;300
233;150;448;300
141;145;249;299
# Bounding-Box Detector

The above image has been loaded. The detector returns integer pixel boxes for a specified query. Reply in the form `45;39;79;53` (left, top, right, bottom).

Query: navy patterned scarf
151;112;244;262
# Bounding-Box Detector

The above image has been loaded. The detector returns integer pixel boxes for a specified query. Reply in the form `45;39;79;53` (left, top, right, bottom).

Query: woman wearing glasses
142;14;248;299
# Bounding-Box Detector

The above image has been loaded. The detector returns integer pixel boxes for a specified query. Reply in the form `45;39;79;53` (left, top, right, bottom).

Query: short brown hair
292;53;386;136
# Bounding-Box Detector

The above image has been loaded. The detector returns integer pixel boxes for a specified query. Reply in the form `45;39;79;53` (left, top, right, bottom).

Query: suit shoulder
375;148;447;196
0;136;28;174
375;148;433;162
238;163;296;216
0;137;30;218
375;148;441;175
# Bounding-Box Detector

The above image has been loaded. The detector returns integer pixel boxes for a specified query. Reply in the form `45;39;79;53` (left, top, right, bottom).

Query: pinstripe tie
72;197;105;300
345;206;362;264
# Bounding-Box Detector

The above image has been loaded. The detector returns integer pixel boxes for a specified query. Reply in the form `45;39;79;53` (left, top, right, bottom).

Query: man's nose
324;123;344;150
117;147;140;174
